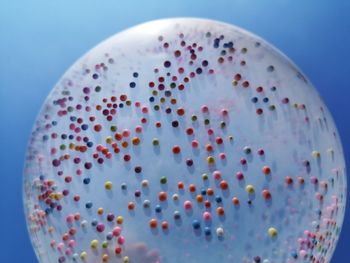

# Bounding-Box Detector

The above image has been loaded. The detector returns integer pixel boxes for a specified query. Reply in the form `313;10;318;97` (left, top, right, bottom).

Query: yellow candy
97;207;104;215
207;156;215;165
90;239;99;249
268;227;278;237
245;184;255;194
106;136;113;144
105;181;113;190
116;216;124;224
123;256;129;263
80;251;87;260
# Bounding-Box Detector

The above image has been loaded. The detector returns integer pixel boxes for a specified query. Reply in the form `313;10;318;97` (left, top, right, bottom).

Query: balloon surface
23;18;346;263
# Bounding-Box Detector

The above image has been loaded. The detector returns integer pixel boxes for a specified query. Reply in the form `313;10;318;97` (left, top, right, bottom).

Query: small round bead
192;220;201;229
149;219;158;228
105;181;113;190
216;227;224;237
262;166;271;175
268;227;278;237
245;185;255;193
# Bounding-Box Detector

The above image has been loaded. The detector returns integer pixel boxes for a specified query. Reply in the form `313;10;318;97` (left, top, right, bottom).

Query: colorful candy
23;18;346;263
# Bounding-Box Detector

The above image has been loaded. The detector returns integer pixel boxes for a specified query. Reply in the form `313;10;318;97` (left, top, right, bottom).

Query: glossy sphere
23;18;346;263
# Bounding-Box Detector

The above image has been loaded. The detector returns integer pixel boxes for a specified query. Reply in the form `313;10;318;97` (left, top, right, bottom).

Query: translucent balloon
23;18;346;263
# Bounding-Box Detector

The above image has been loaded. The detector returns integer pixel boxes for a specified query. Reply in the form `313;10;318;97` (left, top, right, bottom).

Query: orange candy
159;191;167;201
207;188;214;196
97;207;104;215
62;233;69;241
219;180;229;190
196;195;204;203
149;218;158;228
217;207;225;216
128;202;135;210
132;137;140;145
232;197;240;205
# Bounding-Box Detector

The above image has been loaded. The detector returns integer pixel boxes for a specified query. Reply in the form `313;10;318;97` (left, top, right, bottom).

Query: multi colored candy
23;18;346;263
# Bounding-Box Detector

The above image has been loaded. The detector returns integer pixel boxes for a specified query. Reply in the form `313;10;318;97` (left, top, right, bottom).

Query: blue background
0;1;349;262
